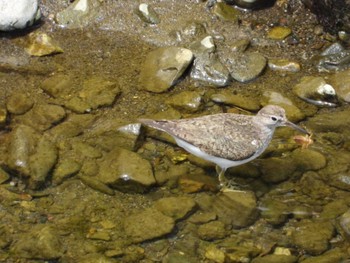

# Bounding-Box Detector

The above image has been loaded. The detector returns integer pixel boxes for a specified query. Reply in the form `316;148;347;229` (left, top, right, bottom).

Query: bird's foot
219;178;247;193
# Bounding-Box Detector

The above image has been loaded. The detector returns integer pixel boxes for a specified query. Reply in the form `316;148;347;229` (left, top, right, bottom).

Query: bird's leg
216;166;245;192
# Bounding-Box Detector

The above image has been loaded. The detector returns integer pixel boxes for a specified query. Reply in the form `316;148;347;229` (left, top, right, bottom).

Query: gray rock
211;191;258;228
6;93;34;115
268;59;301;72
317;42;350;71
153;196;197;221
124;208;175;243
166;91;203;113
10;225;63;259
139;47;193;93
328;68;350;102
227;52;266;83
293;76;338;107
292;220;334;255
135;3;160;24
197;221;227;240
98;147;155;193
0;0;41;31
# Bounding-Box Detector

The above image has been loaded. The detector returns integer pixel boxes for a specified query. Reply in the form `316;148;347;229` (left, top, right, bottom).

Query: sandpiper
140;105;309;189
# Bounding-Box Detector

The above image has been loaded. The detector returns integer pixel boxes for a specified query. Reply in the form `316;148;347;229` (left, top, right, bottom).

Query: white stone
0;0;40;31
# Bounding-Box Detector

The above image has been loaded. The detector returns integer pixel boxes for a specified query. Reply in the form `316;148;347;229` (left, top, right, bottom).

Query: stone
328;170;350;191
339;209;350;237
300;247;348;263
213;2;239;22
328;68;350;102
41;74;75;99
267;26;292;40
6;93;34;115
188;211;217;224
204;245;225;263
251;255;297;263
0;107;7;126
227;52;267;83
52;158;82;185
307;110;350;133
197;221;227;240
153;196;197;221
291;148;327;171
97;147;155;193
0;167;10;184
166;91;203;113
0;0;41;31
135;3;160;24
139;47;193;93
124;208;175;243
210;191;258;228
10;225;63;259
24;32;64;57
259;157;297;183
260;199;289;225
291;220;334;255
268;59;301;72
79;175;114;196
210;90;260;111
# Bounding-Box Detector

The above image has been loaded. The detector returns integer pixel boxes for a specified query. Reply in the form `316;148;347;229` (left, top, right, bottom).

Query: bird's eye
271;116;278;122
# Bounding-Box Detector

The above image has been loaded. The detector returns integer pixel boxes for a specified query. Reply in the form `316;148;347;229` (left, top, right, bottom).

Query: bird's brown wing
140;114;266;160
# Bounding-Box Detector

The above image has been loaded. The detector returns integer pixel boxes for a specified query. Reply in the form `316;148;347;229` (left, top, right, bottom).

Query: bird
139;105;309;189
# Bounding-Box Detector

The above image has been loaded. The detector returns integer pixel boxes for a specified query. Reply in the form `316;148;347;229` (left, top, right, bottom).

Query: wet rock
300;247;348;263
213;2;240;22
252;254;297;263
178;173;218;193
197;221;227;240
320;200;349;220
188;211;217;224
317;42;350;71
307;109;350;133
211;191;258;228
188;35;215;55
0;0;41;31
328;68;350;102
327;170;350;191
16;104;66;131
260;199;289;225
166;91;203;113
135;3;160;24
10;225;63;259
291;220;334;255
204;245;225;263
124;208;175;243
230;38;250;52
24;32;64;57
65;77;120;113
139;47;193;93
56;0;99;28
41;74;75;99
97;147;155;193
153;196;197;221
339;209;350;237
291;148;327;171
267;26;292;40
259;157;297;183
0;107;7;126
6;93;34;115
0;167;10;184
171;21;207;44
0;225;12;249
7;125;58;189
268;59;301;72
224;0;276;10
79;175;114;196
227;52;267;83
293;76;338;107
210;90;260;111
52;158;82;185
262;91;305;122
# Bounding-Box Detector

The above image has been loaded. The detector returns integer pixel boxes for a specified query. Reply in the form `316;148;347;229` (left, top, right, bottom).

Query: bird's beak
284;121;310;135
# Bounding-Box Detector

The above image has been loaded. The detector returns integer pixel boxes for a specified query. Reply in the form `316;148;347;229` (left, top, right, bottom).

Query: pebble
139;47;193;93
204;245;225;263
300;248;348;263
213;2;240;22
135;3;160;24
328;68;350;102
24;32;64;57
227;52;267;82
307;109;350;133
188;211;217;224
317;42;350;71
230;38;250;52
251;254;297;263
197;221;227;240
259;199;289;225
166;91;204;113
268;59;301;72
291;148;327;171
259;157;297;183
267;26;292;40
0;167;10;184
153;196;197;221
52;158;82;185
0;107;7;126
210;90;260;111
0;0;41;31
6;93;34;115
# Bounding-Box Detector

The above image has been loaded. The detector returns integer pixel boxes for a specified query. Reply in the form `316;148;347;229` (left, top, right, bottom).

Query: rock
10;225;63;259
291;220;334;255
65;77;120;113
124;208;175;243
135;3;160;24
339;209;350;237
204;245;225;263
267;26;292;40
52;158;82;185
230;38;250;52
153;196;197;221
97;147;155;193
307;109;350;133
327;170;350;191
171;21;207;44
260;199;289;225
0;107;7;127
55;0;99;29
139;47;193;93
79;175;114;196
213;2;239;22
261;91;305;122
293;76;338;107
317;42;350;71
24;32;64;57
0;167;10;184
211;191;258;228
259;157;297;183
300;247;348;263
328;68;350;102
6;93;34;115
252;255;297;263
41;74;75;99
188;211;217;224
6;125;58;189
16;104;66;131
320;200;349;220
224;0;275;10
227;52;267;83
178;173;218;193
210;90;260;111
166;91;203;113
197;221;227;240
190;50;231;87
0;0;41;31
291;148;327;171
268;59;301;72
